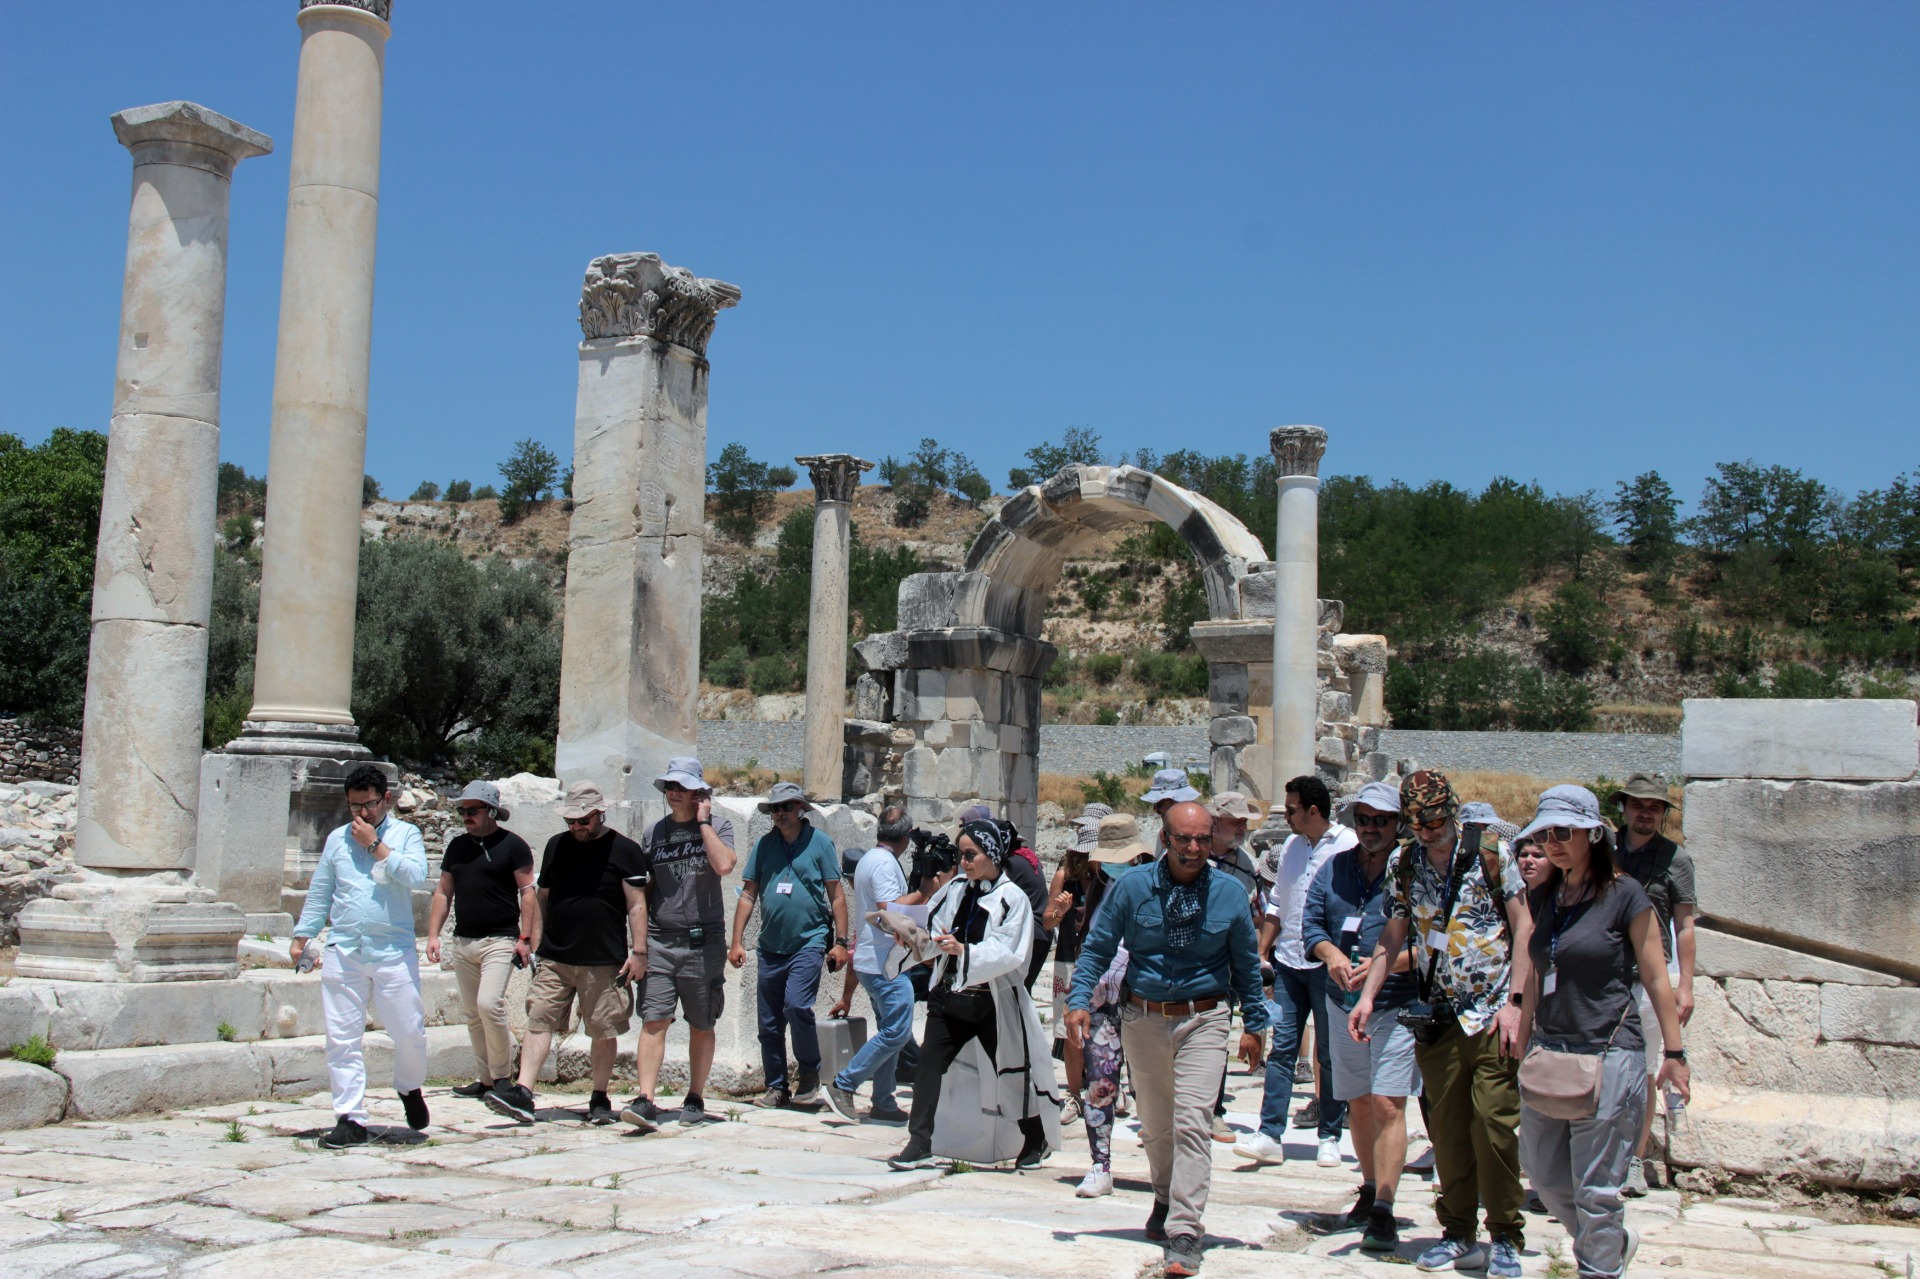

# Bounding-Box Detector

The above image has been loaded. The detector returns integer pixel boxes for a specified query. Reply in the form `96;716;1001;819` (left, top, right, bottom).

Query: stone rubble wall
0;781;79;946
0;719;81;787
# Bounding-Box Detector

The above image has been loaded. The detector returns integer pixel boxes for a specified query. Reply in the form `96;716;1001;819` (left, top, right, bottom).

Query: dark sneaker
451;1080;492;1098
1014;1134;1048;1170
483;1082;537;1125
587;1092;617;1126
792;1070;821;1106
1292;1098;1320;1130
1164;1233;1203;1276
1361;1203;1399;1252
868;1102;910;1124
618;1100;658;1133
753;1087;791;1109
1343;1184;1377;1228
678;1095;707;1124
319;1117;368;1149
399;1089;430;1131
887;1142;936;1170
824;1084;861;1123
1145;1199;1170;1242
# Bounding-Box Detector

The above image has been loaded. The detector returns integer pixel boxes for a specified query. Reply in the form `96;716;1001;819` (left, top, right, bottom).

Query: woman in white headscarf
886;820;1062;1171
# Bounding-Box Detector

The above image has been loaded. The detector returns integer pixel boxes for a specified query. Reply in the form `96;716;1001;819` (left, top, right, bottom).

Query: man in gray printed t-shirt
622;757;737;1130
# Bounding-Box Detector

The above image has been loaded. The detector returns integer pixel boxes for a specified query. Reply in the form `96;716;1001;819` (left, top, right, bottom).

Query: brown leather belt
1128;993;1225;1016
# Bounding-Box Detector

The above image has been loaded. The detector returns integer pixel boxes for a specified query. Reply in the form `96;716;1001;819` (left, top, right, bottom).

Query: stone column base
14;881;245;983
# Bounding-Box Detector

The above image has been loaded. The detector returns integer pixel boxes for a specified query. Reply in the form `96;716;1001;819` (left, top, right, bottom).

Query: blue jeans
1259;962;1346;1141
757;948;825;1090
834;968;914;1109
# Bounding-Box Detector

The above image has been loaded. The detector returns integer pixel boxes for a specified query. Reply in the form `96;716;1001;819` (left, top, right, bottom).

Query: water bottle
1663;1084;1686;1115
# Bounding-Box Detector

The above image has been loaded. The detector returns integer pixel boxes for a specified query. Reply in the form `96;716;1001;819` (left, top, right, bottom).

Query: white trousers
321;946;428;1123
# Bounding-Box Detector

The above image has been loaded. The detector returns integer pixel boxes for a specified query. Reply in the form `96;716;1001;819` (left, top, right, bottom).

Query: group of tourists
290;755;1695;1279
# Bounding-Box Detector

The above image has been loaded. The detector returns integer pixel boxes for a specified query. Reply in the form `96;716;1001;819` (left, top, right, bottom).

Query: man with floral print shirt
1349;770;1535;1279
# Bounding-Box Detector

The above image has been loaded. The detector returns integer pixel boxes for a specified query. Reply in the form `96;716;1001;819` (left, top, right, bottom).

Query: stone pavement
2;1072;1914;1279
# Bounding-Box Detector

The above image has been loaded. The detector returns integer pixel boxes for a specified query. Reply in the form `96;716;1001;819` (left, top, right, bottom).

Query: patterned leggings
1082;1002;1125;1170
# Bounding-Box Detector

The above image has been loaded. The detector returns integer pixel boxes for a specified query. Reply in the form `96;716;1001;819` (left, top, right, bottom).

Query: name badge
1542;971;1558;996
1425;929;1449;954
1341;915;1363;934
775;881;794;896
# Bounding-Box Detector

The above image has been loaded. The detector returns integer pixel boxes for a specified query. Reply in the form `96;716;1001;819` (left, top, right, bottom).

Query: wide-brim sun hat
458;779;510;821
1141;768;1200;806
554;781;607;821
653;755;711;794
757;780;816;813
1609;771;1672;808
1090;813;1151;864
1206;791;1261;821
1517;784;1611;847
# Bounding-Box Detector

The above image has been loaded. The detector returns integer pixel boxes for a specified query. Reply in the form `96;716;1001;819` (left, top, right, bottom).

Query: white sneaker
1233;1131;1288;1164
1407;1144;1436;1172
1316;1136;1342;1167
1075;1167;1113;1197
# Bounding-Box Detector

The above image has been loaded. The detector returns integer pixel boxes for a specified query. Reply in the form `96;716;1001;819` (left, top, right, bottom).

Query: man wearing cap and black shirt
1611;772;1696;1197
486;781;650;1127
427;780;536;1101
729;780;849;1109
624;757;738;1130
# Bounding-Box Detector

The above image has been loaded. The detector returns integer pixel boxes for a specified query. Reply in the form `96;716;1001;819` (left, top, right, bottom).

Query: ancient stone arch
850;465;1390;838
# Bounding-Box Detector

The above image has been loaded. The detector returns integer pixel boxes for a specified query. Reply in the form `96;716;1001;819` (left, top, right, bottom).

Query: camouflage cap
1400;769;1457;822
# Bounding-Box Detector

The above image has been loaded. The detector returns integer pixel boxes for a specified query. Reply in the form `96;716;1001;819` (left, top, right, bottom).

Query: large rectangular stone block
56;1041;272;1120
1821;987;1920;1047
195;754;293;914
1686;777;1920;975
1696;928;1899;987
1681;697;1918;781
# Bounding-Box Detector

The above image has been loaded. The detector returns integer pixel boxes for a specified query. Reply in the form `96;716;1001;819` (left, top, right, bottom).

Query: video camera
907;827;958;885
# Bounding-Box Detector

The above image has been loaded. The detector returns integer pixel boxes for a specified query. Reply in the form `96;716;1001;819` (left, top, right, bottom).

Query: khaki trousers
1417;1021;1525;1246
450;935;517;1082
1121;1002;1230;1240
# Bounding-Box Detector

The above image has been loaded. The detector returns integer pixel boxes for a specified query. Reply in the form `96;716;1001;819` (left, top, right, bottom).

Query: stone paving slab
0;1077;1913;1279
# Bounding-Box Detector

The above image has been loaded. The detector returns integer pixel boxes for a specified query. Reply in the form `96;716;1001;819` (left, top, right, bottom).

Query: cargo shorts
526;960;631;1039
639;933;728;1031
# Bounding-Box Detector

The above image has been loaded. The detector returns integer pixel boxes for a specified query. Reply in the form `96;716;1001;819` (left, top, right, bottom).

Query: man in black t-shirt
485;782;650;1127
427;780;535;1099
623;757;737;1130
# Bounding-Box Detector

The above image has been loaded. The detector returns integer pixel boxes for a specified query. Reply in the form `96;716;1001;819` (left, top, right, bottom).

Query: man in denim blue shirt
291;765;431;1149
1066;802;1268;1278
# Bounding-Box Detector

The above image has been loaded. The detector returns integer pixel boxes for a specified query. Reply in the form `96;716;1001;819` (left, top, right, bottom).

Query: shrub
1539;581;1608;673
704;645;750;689
1133;650;1207;698
9;1034;55;1068
1080;771;1128;810
1084;654;1124;686
747;653;798;695
708;443;796;544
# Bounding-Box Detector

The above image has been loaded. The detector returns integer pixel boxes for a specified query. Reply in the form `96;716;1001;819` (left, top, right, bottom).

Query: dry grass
1038;772;1159;813
1450;770;1684;841
707;763;802;796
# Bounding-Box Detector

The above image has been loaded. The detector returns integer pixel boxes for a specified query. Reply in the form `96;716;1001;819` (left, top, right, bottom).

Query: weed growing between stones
8;1033;55;1067
1544;1242;1575;1279
224;1119;247;1143
216;1022;237;1042
947;1161;972;1175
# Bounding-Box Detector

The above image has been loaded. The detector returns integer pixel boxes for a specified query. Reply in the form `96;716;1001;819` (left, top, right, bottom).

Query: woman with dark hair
1514;786;1689;1279
887;820;1062;1171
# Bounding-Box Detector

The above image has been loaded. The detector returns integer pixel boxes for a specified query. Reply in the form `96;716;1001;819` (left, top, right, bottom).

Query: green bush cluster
1387;648;1596;732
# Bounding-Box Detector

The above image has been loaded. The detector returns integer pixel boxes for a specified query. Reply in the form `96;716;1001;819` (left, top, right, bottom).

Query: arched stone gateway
849;465;1393;838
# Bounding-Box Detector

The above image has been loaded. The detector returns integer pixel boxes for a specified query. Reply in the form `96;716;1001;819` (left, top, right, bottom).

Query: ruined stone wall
0;719;82;787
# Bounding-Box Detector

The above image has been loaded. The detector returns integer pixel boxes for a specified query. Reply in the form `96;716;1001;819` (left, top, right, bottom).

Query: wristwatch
834;936;851;949
1508;992;1524;1007
1664;1048;1687;1062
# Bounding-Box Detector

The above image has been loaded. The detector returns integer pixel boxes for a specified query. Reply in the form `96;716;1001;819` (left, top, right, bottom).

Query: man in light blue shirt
292;765;431;1148
824;806;915;1125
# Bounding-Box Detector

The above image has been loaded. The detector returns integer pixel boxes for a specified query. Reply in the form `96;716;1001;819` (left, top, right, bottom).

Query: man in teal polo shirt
729;782;850;1108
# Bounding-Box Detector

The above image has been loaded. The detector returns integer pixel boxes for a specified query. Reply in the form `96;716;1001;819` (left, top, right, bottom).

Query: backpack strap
1464;823;1510;941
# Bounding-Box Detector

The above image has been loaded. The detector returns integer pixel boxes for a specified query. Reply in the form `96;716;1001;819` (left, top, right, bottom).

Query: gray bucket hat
1342;780;1402;821
653;755;710;794
1517;784;1613;851
1142;767;1200;806
757;780;815;813
457;779;510;821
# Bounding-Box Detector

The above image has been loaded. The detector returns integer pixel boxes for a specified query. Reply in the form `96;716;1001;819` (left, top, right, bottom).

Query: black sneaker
587;1092;617;1126
1015;1134;1048;1170
619;1098;659;1133
400;1089;430;1131
1360;1203;1399;1252
319;1117;368;1149
888;1142;936;1170
1292;1098;1321;1130
792;1070;821;1106
1164;1232;1203;1276
484;1082;537;1124
868;1102;910;1124
1145;1199;1170;1242
451;1080;492;1098
679;1095;706;1124
1343;1183;1377;1228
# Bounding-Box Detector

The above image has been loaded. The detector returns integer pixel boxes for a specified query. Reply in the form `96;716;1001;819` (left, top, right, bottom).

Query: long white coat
925;871;1064;1163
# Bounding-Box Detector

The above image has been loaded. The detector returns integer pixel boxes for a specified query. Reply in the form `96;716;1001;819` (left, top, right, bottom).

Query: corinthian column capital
578;253;742;354
797;454;874;504
1270;425;1328;478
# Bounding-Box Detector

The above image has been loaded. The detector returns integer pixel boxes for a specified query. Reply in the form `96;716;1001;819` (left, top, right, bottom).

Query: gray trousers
1520;1046;1647;1278
1121;1002;1230;1241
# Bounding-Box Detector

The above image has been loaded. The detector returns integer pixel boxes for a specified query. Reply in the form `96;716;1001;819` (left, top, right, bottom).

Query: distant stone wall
0;719;81;787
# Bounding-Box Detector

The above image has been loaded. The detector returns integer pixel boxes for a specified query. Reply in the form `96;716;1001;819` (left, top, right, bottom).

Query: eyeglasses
1167;832;1209;847
1353;813;1397;829
346;799;384;813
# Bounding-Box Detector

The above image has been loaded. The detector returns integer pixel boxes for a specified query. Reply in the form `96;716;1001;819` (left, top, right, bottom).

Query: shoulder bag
1517;893;1633;1120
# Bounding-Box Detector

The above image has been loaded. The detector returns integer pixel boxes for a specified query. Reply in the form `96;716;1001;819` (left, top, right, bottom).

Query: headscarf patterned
959;820;1011;866
1155;855;1211;949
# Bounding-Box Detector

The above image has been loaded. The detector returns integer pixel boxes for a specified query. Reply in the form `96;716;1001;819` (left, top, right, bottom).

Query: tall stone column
797;454;873;800
557;253;739;830
1270;425;1327;798
228;1;392;865
15;102;270;982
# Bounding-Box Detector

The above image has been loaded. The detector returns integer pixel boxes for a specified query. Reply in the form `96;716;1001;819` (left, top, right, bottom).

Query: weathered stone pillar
556;253;739;829
798;454;873;800
1270;425;1326;796
14;102;269;982
228;1;392;864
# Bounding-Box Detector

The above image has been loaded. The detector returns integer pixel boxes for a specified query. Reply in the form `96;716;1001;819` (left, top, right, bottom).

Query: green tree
216;462;267;516
1552;491;1610;580
445;479;473;502
362;474;382;505
1008;425;1104;490
498;438;560;523
407;480;442;501
706;442;797;543
0;430;109;723
1610;470;1681;581
350;538;561;763
1539;580;1608;673
473;484;498;500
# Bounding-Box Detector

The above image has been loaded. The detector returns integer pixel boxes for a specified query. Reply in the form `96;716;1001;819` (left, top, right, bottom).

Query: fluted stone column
798;454;873;800
15;102;269;982
1270;425;1327;797
557;253;739;830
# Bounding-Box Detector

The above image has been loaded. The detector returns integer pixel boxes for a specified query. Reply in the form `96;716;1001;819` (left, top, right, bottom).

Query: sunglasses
959;848;986;862
769;802;802;814
458;805;489;818
1167;832;1209;847
663;782;698;795
565;815;598;827
1354;813;1397;829
1542;825;1581;843
1409;812;1450;832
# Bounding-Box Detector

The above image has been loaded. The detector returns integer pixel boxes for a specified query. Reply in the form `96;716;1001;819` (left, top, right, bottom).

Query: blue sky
4;2;1916;511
